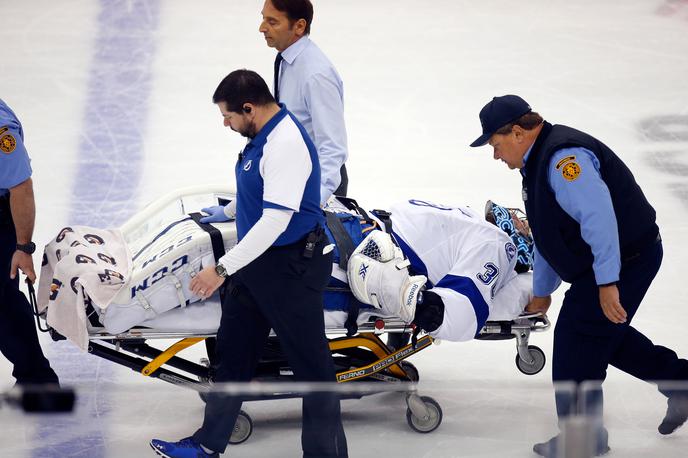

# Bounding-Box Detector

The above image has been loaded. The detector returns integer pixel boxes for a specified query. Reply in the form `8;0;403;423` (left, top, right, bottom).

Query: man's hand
599;283;627;324
190;265;225;299
11;250;36;283
526;295;552;314
200;205;233;224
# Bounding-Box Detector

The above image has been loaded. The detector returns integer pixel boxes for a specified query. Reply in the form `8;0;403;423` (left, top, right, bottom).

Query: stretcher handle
26;280;51;333
119;184;237;235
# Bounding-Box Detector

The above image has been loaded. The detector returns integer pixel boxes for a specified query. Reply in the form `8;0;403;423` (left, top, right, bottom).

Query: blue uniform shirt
235;104;324;246
523;146;621;296
278;36;348;205
0;99;32;196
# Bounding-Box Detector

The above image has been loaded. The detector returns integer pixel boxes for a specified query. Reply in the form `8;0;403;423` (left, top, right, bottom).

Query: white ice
1;0;688;456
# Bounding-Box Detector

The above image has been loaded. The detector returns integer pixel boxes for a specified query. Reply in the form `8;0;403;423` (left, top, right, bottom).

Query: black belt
267;226;325;257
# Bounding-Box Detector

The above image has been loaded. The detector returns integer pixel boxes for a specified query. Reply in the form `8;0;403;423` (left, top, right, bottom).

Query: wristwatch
215;263;228;278
16;242;36;254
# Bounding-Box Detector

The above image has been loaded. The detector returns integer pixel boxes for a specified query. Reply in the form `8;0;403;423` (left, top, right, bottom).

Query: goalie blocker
346;231;426;324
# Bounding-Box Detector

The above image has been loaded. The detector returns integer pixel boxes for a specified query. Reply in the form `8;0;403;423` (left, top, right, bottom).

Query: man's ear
512;125;525;143
294;18;307;37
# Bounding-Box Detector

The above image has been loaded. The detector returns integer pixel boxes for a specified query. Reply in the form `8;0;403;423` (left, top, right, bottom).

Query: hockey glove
347;254;426;323
413;290;445;333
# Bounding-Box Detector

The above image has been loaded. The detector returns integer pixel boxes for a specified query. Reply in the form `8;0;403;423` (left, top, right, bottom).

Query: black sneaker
533;429;610;457
658;395;688;435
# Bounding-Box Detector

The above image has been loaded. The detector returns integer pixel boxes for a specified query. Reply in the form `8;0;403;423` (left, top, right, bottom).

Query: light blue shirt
524;146;621;296
0;99;32;197
277;36;348;205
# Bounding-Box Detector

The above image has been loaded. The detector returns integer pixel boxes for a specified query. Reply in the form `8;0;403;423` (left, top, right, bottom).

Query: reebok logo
406;283;418;306
358;263;368;279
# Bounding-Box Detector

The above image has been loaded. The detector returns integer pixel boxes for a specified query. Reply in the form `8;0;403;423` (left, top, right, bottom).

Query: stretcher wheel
515;345;546;375
400;361;419;382
406;396;442;433
228;410;253;445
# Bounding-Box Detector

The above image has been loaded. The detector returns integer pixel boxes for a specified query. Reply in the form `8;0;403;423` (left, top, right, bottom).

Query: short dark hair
212;69;275;113
270;0;313;35
495;112;544;135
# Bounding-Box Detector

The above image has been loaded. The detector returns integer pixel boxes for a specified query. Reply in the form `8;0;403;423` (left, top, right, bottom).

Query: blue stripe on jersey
435;274;490;335
393;232;430;282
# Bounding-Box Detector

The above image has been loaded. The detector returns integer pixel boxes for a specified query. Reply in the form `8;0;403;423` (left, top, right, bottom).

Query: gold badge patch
1;133;16;154
555;155;576;170
562;161;581;181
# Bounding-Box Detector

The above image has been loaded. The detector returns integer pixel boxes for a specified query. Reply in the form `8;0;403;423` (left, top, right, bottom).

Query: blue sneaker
149;437;218;458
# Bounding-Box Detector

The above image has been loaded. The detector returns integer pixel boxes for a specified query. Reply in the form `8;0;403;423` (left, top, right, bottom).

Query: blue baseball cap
470;95;532;147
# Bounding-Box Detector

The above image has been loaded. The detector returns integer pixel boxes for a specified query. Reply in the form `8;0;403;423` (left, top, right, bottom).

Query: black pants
0;198;58;385
334;165;348;197
552;238;688;421
193;234;348;457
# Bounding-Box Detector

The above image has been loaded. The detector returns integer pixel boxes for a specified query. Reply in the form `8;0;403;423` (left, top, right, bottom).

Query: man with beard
150;70;347;458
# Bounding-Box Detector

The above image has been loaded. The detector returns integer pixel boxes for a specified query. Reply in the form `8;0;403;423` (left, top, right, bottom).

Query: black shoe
533;429;610;457
658;395;688;435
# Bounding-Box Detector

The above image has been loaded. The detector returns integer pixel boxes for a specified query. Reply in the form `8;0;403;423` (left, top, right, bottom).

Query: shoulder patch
561;161;581;181
555;155;576;170
0;133;16;154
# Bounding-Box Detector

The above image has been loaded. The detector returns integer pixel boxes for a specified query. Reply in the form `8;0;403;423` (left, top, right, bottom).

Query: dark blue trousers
0;199;58;385
553;238;688;420
193;234;348;457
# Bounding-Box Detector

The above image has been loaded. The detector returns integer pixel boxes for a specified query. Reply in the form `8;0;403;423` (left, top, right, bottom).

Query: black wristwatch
215;263;228;278
16;242;36;254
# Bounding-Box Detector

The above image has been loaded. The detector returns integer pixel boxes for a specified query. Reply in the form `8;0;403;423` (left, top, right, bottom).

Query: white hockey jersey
388;199;522;342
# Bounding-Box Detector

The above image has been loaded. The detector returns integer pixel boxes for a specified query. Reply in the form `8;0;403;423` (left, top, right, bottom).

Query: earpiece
242;106;252;114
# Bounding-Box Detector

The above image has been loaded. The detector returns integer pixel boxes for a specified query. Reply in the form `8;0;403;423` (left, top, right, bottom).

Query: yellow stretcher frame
140;333;432;383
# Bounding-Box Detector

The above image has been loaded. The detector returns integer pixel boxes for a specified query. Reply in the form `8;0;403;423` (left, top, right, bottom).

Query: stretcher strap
343;301;360;337
325;211;356;270
189;212;227;307
189;212;226;263
370;209;393;234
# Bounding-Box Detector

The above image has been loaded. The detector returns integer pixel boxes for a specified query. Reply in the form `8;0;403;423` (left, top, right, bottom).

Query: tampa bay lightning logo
505;242;517;262
243;160;252;171
358;263;369;279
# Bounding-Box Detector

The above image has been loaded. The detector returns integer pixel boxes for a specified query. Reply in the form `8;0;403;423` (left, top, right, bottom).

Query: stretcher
33;185;551;444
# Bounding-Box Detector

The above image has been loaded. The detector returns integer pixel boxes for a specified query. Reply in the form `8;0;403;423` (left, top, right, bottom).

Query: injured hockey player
36;192;534;349
324;197;534;343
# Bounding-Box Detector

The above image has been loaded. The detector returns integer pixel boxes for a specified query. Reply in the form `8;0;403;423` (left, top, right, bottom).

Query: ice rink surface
1;0;688;456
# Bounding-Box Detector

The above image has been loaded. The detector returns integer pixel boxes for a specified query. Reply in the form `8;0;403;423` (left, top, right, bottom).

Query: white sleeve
261;126;312;211
223;199;237;219
429;241;510;342
489;272;534;321
217;208;293;276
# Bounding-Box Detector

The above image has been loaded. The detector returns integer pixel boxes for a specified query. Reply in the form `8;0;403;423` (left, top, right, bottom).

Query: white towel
37;226;131;350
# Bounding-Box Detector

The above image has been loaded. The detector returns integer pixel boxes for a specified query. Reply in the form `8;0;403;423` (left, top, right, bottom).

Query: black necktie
273;52;283;103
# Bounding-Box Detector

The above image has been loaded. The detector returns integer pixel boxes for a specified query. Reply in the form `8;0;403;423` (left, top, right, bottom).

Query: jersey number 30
476;262;499;285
